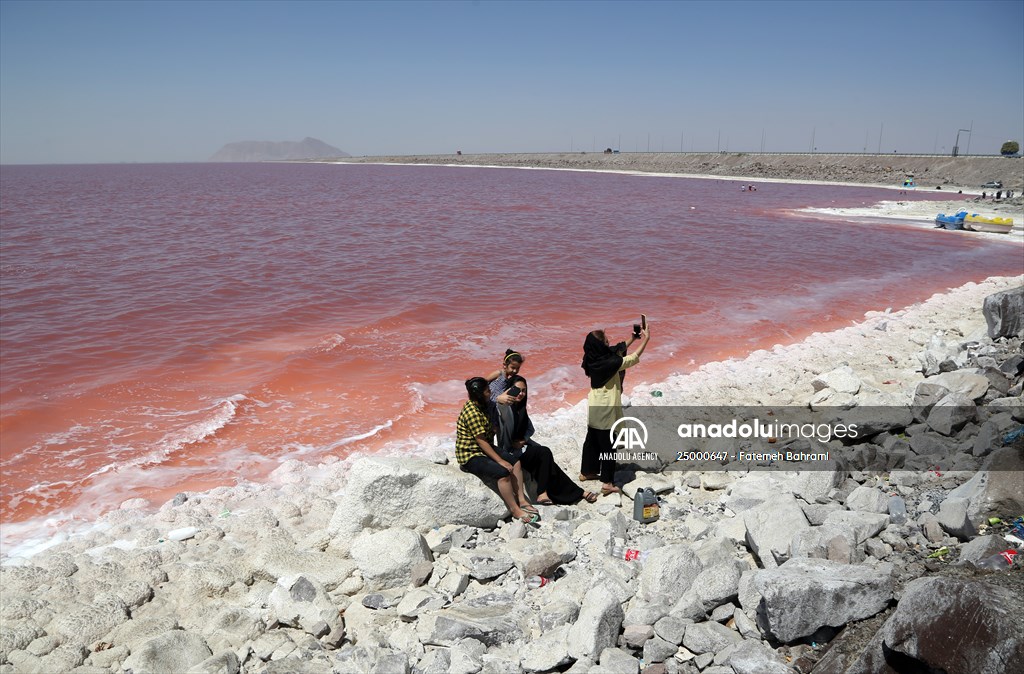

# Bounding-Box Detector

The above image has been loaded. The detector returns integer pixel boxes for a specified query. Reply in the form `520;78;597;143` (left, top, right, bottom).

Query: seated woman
456;377;538;524
495;374;598;505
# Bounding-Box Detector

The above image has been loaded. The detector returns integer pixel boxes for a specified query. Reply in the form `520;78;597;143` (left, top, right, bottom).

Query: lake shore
2;274;1021;673
326;151;1024;193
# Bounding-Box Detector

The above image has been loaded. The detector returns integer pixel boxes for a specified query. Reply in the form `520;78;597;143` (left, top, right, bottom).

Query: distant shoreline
322;152;1023;193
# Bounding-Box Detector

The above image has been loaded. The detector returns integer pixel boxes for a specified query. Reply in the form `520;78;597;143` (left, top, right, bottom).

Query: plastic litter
650;390;663;398
166;527;199;542
888;495;907;525
927;546;949;558
633;487;661;524
976;549;1018;570
612;544;651;563
526;567;566;589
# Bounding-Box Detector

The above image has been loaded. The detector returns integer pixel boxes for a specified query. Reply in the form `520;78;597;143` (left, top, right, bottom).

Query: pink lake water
1;162;1021;543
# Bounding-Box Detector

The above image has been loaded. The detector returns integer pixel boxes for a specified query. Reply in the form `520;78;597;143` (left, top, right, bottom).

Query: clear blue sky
2;0;1022;163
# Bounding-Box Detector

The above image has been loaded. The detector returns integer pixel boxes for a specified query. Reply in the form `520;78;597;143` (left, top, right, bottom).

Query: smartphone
641;314;647;331
633;323;642;337
506;385;522;398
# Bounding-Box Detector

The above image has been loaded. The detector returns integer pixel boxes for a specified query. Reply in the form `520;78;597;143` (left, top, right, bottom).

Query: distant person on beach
456;377;538;523
495;374;599;505
580;325;651;494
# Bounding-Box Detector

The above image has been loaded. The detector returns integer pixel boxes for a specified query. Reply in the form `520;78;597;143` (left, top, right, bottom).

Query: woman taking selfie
495;374;599;505
580;324;651;494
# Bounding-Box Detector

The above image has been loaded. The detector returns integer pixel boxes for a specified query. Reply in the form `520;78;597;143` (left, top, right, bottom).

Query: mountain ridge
209;137;348;162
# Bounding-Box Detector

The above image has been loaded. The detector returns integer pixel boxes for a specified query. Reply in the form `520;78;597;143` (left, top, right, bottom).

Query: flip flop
520;504;539;515
582;491;598;503
518;512;540;524
536;498;555;506
579;473;600;482
600;485;621;496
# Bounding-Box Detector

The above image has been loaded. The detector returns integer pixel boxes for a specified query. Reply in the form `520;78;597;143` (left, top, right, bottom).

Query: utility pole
966;121;973;155
878;122;883;154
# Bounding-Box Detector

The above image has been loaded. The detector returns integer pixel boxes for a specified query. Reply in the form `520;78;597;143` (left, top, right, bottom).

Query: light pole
952;128;970;157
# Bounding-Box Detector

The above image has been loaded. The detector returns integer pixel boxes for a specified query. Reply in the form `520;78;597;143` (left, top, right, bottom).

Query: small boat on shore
934;211;967;229
964;214;1015;233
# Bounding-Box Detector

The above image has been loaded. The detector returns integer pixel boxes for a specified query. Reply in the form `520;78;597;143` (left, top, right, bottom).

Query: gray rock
351;527;433;590
622;623;655;648
417;592;525;647
982;286;1024;339
680;621;741;655
959;535;1008;566
637;544;703;604
268;575;342;636
790;525;861;564
753;557;893;643
973;420;1002;456
844;486;889;513
328;457;509;548
599;647;640;674
927;371;992;400
567;586;625;661
186;650;239;674
743;494;810;568
812;365;862;394
121;630;213;674
448;548;515;580
846;576;1024;674
919;513;945;543
821;510;889;545
925;392;976;436
708;603;734;623
417;648;451;674
396;588;446;621
653;615;687;645
642;636;678;664
726;640;790;674
520;624;573;672
936;497;978;541
733;609;760;639
692;558;744;611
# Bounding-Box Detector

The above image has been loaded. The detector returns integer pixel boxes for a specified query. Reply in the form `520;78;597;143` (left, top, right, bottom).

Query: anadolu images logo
610;416;648;451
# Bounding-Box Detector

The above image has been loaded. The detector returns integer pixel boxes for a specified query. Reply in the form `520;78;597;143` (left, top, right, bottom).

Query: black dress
496;398;585;504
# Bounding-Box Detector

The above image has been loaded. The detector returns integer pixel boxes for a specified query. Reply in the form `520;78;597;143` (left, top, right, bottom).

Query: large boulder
567;586;625;661
846;576;1024;673
753;558;893;643
637;544;703;604
982;286;1024;339
350;527;433;591
743;494;810;568
416;592;527;647
328;457;509;548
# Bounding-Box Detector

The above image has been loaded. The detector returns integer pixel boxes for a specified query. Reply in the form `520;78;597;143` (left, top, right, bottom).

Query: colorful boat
934;211;967;229
964;214;1015;233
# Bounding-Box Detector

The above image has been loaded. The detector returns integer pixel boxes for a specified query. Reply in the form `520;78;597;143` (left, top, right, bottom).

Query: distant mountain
209;137;349;162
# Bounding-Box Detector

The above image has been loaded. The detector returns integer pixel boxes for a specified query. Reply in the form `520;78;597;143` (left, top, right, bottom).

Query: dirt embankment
328;152;1023;192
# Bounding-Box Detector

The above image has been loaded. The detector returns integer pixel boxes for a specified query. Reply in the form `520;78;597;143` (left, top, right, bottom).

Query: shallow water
2;162;1020;540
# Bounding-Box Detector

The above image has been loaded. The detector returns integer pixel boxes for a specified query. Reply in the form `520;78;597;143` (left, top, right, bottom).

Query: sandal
536;498;555;506
518;512;540;524
579;473;600;482
600;485;621;496
582;491;598;503
520;503;539;515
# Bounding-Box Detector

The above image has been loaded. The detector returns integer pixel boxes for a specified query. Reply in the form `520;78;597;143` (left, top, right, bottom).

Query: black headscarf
582;332;625;388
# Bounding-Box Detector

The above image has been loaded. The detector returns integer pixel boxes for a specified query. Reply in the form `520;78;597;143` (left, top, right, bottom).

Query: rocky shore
326;153;1023;193
2;276;1022;674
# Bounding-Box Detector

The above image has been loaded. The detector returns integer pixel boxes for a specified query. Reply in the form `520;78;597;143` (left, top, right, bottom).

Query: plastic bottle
526;567;566;588
611;544;651;563
975;549;1019;570
887;495;907;525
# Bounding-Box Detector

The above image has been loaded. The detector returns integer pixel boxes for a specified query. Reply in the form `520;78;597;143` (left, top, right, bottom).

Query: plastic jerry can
633;487;660;523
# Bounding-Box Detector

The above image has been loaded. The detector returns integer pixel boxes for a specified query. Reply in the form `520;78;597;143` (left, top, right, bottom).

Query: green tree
1001;140;1020;155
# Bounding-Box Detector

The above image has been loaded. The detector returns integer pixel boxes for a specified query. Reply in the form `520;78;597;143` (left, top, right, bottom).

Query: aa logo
610;416;648;451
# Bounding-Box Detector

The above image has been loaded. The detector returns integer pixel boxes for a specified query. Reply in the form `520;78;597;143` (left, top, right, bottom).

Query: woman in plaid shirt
456;377;539;524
